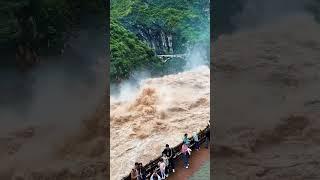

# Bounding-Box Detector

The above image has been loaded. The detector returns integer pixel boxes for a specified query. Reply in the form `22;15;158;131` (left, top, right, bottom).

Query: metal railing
156;54;187;62
122;125;210;180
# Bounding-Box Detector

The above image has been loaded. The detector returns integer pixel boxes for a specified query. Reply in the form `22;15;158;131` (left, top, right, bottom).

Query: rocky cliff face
135;27;173;55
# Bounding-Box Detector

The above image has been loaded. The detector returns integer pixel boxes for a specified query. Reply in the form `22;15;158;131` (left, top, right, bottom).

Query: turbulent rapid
110;66;210;179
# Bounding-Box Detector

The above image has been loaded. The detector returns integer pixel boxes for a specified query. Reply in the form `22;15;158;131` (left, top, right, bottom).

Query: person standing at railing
138;163;146;180
162;154;169;177
183;133;190;146
162;144;176;173
158;158;166;179
181;142;190;168
130;163;139;180
205;127;210;149
193;132;200;151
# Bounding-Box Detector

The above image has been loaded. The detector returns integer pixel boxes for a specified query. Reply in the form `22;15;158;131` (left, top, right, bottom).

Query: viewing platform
122;125;210;180
157;54;187;62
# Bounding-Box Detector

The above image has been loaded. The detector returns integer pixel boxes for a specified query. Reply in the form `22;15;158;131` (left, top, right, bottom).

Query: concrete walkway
167;146;210;180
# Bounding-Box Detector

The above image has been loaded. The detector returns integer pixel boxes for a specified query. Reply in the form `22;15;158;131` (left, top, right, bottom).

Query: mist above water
110;29;210;179
184;43;210;71
110;65;210;179
110;7;210;178
111;41;210;103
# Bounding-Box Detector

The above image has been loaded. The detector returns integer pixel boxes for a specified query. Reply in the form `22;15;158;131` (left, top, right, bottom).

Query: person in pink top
181;142;190;168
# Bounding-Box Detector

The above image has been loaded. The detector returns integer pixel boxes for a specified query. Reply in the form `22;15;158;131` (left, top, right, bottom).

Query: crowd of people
130;123;210;180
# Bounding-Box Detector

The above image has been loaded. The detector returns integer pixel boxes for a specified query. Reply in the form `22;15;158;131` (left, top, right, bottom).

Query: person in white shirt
193;132;200;151
162;154;169;177
158;158;166;179
162;144;175;173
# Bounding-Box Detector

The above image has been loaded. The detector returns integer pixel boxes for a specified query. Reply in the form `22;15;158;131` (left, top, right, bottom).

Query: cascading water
110;65;210;179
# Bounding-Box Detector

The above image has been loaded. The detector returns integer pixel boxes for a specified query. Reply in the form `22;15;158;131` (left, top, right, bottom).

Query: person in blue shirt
183;133;190;146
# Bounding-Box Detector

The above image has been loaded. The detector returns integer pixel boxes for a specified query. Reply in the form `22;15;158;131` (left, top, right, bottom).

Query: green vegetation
110;0;209;82
121;0;209;46
110;20;162;82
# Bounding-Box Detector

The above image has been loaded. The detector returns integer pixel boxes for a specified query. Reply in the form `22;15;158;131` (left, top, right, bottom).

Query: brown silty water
110;66;210;180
